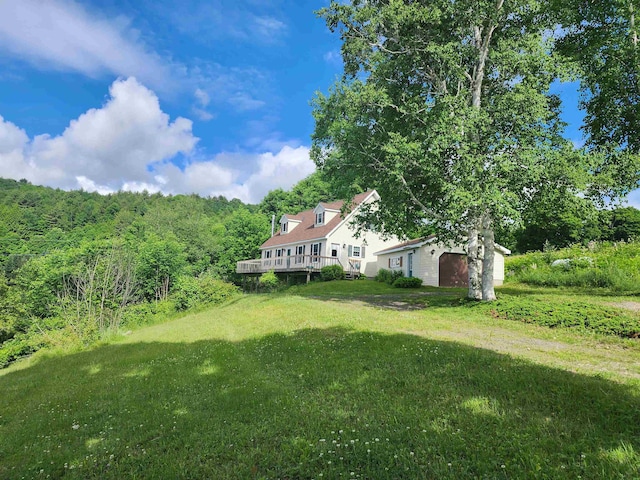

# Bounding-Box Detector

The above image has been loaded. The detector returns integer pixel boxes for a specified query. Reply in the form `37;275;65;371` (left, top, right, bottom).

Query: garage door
438;253;468;287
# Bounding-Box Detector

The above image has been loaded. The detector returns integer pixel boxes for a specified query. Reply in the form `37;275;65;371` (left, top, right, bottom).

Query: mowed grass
1;282;640;479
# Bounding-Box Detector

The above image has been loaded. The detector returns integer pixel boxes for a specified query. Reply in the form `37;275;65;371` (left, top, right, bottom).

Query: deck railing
237;255;346;274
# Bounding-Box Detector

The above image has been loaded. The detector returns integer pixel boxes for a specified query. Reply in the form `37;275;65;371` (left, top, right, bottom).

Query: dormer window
282;222;288;233
316;212;325;225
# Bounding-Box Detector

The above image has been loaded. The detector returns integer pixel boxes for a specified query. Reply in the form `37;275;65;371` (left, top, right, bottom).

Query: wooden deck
237;255;361;276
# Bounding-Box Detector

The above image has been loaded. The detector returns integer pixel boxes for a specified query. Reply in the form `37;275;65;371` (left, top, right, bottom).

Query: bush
258;270;280;292
320;264;345;281
393;276;423;288
0;333;47;369
375;268;404;285
173;275;239;311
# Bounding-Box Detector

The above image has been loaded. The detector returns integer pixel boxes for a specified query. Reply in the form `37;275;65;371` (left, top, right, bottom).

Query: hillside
2;282;639;479
505;241;640;292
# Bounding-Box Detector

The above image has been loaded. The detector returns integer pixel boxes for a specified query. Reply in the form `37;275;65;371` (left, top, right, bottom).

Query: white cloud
207;146;315;203
0;0;176;93
158;2;288;44
323;50;342;65
252;16;287;40
190;63;270;113
194;88;211;107
192;108;215;121
192;88;215;120
0;1;276;115
228;93;266;112
0;77;315;203
0;77;196;190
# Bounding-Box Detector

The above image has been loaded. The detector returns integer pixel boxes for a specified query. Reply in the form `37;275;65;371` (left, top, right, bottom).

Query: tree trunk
481;215;496;301
467;223;482;300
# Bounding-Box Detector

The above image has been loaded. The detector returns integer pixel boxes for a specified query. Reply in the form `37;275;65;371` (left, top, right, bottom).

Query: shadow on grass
1;329;639;479
286;281;468;311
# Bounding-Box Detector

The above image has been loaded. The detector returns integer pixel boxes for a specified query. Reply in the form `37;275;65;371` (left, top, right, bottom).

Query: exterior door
438;253;468;287
407;252;414;278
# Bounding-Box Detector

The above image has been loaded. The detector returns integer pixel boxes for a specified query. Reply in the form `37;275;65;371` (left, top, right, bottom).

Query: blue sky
0;0;637;207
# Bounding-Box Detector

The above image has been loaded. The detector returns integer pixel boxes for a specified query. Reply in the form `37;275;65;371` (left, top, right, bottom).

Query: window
281;222;288;233
275;248;283;266
352;246;361;257
389;256;402;268
311;242;321;262
264;250;272;266
316;212;325;225
295;244;306;263
331;243;340;257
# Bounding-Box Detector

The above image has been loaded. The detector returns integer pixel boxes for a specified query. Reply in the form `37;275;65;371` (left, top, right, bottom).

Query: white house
236;190;400;278
374;235;511;287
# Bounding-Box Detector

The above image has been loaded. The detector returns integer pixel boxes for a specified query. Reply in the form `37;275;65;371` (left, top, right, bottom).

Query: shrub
0;333;47;369
258;270;280;292
393;276;423;288
320;264;345;281
375;268;391;283
375;268;404;285
173;275;239;311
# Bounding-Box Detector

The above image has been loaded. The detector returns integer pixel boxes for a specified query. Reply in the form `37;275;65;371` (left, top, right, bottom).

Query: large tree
554;0;640;153
553;0;640;204
312;0;585;300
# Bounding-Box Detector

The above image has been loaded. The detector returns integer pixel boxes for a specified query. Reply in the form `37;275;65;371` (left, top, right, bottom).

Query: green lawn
1;282;639;479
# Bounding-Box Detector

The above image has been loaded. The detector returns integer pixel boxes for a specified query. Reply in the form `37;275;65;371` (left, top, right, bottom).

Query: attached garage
374;236;510;287
438;253;468;287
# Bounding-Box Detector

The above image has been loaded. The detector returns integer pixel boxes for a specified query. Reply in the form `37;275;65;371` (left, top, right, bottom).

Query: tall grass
506;241;640;292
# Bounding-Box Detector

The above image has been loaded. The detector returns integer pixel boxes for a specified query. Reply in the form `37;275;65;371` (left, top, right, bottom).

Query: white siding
376;242;506;286
326;226;399;277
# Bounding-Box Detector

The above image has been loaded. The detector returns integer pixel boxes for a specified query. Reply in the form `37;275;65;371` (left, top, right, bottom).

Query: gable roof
375;235;511;256
261;191;373;249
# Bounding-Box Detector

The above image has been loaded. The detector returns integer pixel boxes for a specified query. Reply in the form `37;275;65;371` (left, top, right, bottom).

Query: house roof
374;235;511;256
261;190;374;249
374;236;437;256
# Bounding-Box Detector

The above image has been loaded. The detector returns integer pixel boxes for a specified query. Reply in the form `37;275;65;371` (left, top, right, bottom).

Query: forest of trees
0;173;344;366
0;172;639;367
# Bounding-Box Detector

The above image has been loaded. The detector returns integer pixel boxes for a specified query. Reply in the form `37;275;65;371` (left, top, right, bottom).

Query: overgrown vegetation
375;268;404;285
505;241;640;292
258;270;280;292
477;294;640;338
0;179;253;367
